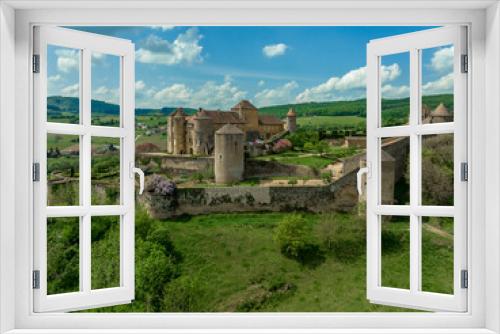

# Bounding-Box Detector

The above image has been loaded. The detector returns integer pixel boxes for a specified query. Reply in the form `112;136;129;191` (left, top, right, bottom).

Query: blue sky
47;26;454;109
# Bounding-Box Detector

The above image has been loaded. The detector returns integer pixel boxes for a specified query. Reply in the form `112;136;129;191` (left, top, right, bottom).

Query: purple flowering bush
272;139;293;153
146;174;176;196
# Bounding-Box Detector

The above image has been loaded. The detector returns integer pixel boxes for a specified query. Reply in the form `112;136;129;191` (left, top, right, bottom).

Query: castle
167;100;297;155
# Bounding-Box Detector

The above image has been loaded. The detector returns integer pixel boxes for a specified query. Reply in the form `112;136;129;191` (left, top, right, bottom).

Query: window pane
421;45;454;124
91;137;121;205
47;134;80;206
47;45;80;124
380;52;410;127
421;216;454;294
380;137;410;205
421;134;454;206
47;217;80;295
91;52;121;127
91;216;120;290
381;215;410;289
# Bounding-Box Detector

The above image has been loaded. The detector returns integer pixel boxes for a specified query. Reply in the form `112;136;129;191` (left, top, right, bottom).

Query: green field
297;115;366;128
254;147;359;170
57;209;454;313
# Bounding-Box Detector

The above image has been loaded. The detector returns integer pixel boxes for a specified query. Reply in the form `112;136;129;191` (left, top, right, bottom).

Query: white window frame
366;26;468;312
32;26;136;312
1;1;499;333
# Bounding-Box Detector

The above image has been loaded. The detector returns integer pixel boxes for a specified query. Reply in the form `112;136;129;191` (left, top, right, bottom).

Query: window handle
130;162;145;195
357;165;370;195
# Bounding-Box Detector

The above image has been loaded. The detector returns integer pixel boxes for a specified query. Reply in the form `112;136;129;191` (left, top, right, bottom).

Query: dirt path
423;224;453;240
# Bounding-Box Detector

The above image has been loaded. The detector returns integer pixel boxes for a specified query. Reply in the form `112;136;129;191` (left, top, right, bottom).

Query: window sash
366;26;468;312
32;26;136;313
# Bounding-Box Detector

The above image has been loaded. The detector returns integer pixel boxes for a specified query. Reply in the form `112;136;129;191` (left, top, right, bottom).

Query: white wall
485;2;500;333
0;2;16;333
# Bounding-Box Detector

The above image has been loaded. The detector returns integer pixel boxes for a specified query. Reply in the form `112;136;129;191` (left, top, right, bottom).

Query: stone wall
142;170;358;219
140;153;214;173
381;137;409;181
244;159;319;179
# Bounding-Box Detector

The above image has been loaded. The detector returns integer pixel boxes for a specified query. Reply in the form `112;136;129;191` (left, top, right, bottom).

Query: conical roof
430;103;450;117
215;124;244;135
287;108;297;117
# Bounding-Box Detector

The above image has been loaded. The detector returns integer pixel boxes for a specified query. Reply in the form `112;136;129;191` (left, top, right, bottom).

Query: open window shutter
33;26;136;312
365;26;467;312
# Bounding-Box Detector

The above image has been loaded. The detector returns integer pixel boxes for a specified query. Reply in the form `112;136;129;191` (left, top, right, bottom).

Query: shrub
274;214;316;259
321;171;332;183
162;276;206;312
318;214;366;263
135;240;179;312
288;178;298;185
145;174;176;196
190;172;204;183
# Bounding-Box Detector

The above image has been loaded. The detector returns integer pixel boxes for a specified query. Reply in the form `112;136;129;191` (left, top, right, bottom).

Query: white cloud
152;77;246;109
422;73;454;95
154;83;191;106
93;86;120;104
55;49;79;73
254;81;299;107
380;63;402;82
135;80;146;91
48;74;61;83
295;64;402;103
262;43;288;58
61;83;79;97
136;28;203;65
151;25;175;31
430;46;454;73
381;84;410;99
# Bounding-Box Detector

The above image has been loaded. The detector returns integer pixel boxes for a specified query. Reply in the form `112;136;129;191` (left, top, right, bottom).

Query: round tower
430;103;453;123
192;109;213;155
214;124;244;184
167;114;174;153
172;108;187;155
286;108;297;133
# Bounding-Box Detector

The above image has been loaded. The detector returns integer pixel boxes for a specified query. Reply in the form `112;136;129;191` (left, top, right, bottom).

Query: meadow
46;209;454;313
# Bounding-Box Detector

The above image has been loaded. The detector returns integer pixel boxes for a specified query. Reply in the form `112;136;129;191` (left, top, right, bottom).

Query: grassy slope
83;211;452;312
144;212;451;312
297;115;366;128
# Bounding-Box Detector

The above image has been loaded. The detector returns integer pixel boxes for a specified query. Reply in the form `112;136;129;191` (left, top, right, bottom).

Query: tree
274;214;314;258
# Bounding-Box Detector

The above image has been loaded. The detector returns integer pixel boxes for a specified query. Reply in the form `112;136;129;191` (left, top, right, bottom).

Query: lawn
254;147;359;170
78;210;453;313
297;115;366;128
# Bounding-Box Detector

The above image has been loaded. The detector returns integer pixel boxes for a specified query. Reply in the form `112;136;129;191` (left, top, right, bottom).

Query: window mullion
409;48;421;294
81;48;92;293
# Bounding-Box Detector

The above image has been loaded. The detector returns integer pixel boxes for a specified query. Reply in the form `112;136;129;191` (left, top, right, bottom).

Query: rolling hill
47;94;453;124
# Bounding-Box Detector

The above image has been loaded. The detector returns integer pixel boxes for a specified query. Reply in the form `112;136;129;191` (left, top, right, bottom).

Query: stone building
285;108;297;133
167;100;285;155
214;124;245;184
422;102;453;124
429;102;453;123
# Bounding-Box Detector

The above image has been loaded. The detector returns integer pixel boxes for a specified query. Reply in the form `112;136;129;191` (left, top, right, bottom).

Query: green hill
47;96;196;118
47;94;453;126
259;94;453;119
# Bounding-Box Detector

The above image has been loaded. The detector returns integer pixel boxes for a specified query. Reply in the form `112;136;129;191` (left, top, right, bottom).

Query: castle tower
286;108;297;133
172;108;187;155
192;109;213;155
214;124;244;184
231;100;259;132
167;113;174;153
430;103;453;123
